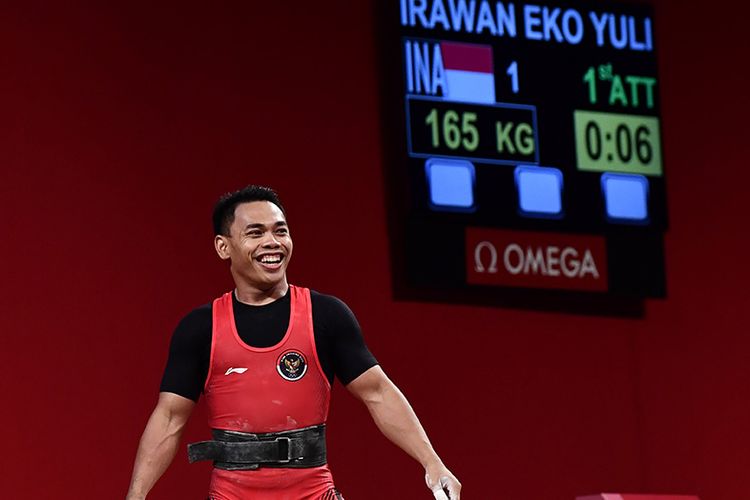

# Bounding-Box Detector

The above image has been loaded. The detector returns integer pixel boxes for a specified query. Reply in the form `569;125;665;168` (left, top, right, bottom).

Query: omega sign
466;228;608;292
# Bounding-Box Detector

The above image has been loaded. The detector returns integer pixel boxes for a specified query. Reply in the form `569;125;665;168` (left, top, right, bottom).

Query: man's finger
440;476;459;500
432;488;449;500
426;473;448;500
445;482;460;500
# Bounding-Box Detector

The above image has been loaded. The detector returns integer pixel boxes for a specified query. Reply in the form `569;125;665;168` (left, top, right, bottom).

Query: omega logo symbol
474;240;600;279
474;241;498;274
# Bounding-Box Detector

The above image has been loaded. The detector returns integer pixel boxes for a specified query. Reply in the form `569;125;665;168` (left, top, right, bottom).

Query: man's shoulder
180;302;212;322
309;289;353;314
308;289;361;334
172;302;213;341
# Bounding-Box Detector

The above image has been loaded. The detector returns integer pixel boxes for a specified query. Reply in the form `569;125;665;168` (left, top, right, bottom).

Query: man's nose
262;233;281;247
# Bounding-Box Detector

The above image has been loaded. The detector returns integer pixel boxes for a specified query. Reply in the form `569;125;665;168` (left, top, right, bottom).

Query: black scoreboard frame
376;0;667;316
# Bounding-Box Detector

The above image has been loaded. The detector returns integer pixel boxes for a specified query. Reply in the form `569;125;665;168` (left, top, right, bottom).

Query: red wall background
0;1;747;498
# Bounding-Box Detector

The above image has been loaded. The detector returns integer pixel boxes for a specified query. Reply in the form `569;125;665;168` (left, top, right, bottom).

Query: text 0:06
585;121;653;165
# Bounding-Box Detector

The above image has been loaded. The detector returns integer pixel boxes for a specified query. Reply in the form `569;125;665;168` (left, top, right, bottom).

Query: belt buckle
275;437;291;463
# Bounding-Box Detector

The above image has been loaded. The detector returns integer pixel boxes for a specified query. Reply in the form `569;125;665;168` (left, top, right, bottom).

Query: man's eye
247;231;262;237
275;229;288;235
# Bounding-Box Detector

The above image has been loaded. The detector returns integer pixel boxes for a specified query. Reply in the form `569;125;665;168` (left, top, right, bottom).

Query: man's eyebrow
243;221;288;230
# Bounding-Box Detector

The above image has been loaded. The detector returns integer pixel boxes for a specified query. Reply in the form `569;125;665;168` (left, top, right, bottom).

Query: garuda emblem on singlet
277;350;308;381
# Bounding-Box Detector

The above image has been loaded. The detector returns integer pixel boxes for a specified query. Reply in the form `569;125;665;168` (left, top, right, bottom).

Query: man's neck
233;279;289;306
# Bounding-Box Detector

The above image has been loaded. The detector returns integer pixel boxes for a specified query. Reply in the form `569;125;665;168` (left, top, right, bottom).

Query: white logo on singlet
224;367;248;375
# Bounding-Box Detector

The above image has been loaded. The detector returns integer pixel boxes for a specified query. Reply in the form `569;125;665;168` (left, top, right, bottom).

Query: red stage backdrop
0;1;746;499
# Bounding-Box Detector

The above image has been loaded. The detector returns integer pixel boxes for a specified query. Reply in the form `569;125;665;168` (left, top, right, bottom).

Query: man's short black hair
212;185;286;236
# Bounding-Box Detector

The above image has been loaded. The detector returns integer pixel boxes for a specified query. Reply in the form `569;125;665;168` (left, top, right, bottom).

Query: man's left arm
347;365;462;500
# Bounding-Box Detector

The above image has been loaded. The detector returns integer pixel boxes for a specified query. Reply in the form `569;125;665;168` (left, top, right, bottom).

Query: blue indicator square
601;173;649;222
514;165;563;217
425;158;475;211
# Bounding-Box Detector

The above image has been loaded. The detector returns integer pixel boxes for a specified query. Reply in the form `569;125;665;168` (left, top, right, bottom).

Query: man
126;186;461;499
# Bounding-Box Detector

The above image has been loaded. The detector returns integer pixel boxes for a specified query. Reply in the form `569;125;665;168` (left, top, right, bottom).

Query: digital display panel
379;0;667;311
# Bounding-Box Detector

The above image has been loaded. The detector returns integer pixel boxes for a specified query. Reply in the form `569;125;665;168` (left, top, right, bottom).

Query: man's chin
255;272;288;288
234;267;288;289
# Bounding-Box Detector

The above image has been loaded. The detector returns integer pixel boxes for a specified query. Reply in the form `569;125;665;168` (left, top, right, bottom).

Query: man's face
216;201;293;289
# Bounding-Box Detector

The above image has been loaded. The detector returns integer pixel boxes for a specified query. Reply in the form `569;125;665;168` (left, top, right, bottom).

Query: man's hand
425;462;461;500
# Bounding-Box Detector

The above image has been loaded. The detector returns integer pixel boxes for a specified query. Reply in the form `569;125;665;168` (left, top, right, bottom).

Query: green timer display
574;110;662;176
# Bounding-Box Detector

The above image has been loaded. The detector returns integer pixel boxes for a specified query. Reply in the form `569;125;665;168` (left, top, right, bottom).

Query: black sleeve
159;304;212;402
311;291;378;386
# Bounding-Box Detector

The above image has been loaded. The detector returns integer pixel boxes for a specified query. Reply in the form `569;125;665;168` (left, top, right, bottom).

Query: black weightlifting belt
187;424;327;470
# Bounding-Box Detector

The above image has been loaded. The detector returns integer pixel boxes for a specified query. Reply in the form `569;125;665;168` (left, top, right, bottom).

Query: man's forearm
360;375;442;468
348;366;461;498
127;395;193;499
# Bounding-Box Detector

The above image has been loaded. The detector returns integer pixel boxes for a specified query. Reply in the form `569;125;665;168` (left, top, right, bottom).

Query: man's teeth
260;255;282;264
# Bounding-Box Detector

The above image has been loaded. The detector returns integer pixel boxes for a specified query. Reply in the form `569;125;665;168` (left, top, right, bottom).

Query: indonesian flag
440;41;495;104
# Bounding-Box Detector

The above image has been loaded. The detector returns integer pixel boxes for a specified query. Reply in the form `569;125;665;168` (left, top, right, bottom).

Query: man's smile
255;252;285;270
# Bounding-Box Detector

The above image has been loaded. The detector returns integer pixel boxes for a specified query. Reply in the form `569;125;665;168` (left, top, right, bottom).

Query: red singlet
204;285;337;500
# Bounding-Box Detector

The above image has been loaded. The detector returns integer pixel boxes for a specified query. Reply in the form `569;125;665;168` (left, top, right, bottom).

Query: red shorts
208;465;342;500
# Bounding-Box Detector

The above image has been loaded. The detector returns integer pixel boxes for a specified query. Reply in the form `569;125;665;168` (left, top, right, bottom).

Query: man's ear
214;235;231;260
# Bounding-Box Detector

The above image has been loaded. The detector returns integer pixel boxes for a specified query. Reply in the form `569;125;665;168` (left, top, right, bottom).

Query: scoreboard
379;0;667;311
